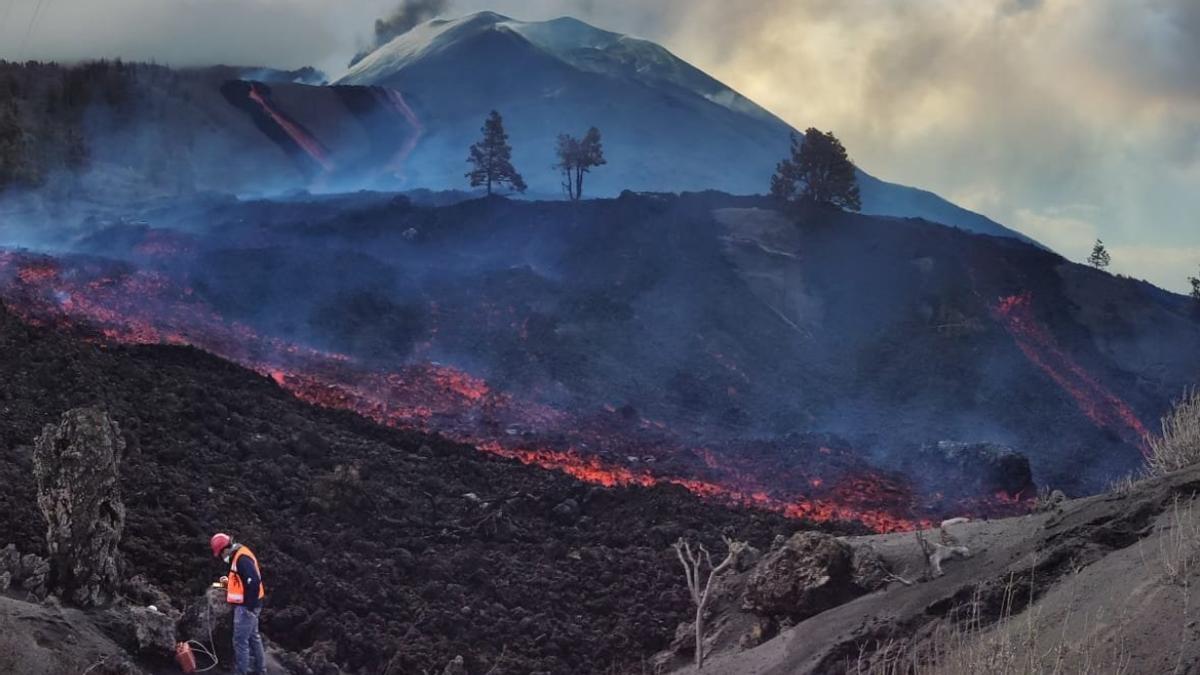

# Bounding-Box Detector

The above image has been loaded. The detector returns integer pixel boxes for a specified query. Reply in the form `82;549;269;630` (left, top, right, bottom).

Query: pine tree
771;127;861;212
555;126;606;201
1087;239;1111;269
466;110;526;195
1189;267;1200;302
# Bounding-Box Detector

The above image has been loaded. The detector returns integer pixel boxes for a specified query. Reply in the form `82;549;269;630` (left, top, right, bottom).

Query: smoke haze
1;0;1196;292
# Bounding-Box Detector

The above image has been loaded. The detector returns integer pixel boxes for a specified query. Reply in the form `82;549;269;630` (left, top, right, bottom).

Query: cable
186;596;220;673
19;0;48;59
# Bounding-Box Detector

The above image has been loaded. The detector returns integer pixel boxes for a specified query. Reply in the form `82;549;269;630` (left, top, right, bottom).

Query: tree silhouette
673;536;747;670
555;126;606;201
1088;239;1112;269
1189;266;1199;302
466;110;526;195
771;127;861;212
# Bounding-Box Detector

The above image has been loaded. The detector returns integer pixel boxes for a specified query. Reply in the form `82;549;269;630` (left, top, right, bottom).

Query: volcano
333;11;1025;239
0;14;1023;244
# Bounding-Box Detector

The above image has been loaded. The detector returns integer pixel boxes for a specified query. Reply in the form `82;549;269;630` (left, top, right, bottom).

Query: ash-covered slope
335;11;1022;240
0;301;796;674
690;463;1200;674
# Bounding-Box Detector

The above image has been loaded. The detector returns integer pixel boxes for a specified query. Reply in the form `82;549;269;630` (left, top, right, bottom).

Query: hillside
2;192;1195;519
0;300;799;674
335;11;1023;239
2;18;1024;242
684;460;1200;674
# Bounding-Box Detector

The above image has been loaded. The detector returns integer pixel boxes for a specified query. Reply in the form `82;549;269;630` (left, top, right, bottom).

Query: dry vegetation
850;573;1133;675
1146;389;1200;477
847;388;1200;675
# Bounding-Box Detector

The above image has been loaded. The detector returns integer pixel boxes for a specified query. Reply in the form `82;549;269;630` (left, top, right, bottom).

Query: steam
349;0;452;66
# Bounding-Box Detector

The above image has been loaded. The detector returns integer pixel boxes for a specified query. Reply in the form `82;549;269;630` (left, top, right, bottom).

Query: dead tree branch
673;535;748;670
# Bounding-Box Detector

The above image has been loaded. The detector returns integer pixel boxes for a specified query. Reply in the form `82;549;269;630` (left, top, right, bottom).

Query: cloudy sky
1;0;1196;292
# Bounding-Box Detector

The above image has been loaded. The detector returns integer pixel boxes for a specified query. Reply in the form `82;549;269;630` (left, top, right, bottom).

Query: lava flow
993;292;1150;454
0;247;1027;533
247;82;334;172
377;87;425;176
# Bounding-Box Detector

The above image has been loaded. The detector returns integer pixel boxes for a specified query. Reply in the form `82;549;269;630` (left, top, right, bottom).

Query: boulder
551;498;580;524
743;532;864;622
850;543;890;592
0;545;50;598
912;441;1036;501
33;407;127;607
19;553;50;596
99;605;177;660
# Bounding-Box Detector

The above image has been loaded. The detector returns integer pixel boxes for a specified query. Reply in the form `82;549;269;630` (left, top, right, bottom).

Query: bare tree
673;535;747;670
555;126;606;201
915;528;971;578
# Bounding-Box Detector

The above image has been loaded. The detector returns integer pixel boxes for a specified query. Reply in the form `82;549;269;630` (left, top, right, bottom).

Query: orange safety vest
226;545;266;605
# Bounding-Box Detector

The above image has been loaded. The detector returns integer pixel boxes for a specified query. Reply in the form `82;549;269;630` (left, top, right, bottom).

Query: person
210;532;267;675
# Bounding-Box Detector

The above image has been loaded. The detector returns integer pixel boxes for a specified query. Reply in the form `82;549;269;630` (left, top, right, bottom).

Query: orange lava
0;249;1026;533
993;292;1150;455
248;83;334;172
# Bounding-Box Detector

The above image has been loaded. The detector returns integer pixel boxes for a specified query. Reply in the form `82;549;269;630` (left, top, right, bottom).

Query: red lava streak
0;249;1028;533
993;292;1150;455
248;83;334;172
378;87;425;176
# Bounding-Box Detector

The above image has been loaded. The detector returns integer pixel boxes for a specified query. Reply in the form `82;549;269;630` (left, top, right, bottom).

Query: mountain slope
336;11;1028;241
0;301;795;674
690;463;1200;674
4;193;1196;508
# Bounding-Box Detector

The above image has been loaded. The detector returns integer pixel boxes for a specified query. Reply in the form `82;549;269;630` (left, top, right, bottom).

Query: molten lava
247;83;334;172
993;292;1150;455
377;87;425;177
0;248;1032;533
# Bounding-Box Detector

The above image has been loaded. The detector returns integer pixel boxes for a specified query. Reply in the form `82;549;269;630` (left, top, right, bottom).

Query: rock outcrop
743;532;871;622
33;407;127;607
99;605;178;660
0;544;50;599
914;441;1036;500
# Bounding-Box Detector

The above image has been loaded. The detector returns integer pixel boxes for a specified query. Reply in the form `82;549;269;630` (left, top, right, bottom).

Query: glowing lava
247;83;334;172
993;292;1150;455
0;248;1030;533
377;87;424;177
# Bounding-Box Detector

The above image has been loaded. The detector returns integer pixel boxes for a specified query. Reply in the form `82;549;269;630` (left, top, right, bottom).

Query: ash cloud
350;0;452;67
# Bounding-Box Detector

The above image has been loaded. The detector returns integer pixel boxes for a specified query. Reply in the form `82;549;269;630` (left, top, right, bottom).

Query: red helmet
209;533;232;558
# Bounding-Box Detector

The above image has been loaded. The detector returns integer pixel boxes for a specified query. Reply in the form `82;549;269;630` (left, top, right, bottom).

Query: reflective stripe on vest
226;545;266;604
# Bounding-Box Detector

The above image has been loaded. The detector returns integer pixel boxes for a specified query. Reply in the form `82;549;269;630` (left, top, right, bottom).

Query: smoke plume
350;0;451;66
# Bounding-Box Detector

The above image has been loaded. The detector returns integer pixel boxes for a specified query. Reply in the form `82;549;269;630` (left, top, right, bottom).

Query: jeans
233;605;266;675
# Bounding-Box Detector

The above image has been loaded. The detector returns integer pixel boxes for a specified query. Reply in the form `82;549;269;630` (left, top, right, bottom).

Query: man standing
210;533;267;675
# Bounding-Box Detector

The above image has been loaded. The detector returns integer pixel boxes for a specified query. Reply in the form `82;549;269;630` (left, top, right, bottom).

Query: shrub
1147;389;1200;476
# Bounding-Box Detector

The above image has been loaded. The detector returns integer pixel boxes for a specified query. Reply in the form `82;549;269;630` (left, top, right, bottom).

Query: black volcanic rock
915;441;1036;500
33;407;127;607
0;301;800;674
743;532;864;622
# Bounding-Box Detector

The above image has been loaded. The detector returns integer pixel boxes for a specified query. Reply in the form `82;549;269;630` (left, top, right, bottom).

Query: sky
0;0;1196;292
